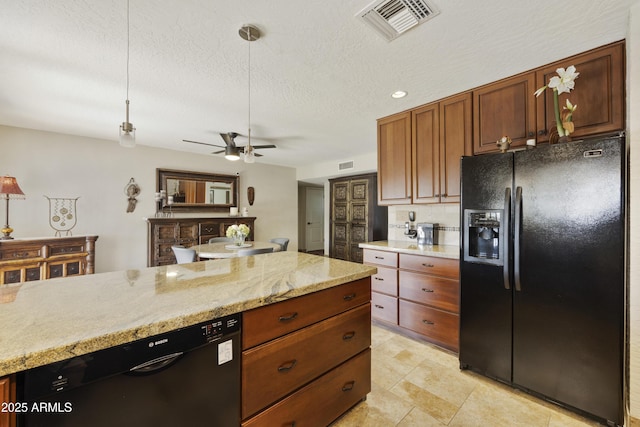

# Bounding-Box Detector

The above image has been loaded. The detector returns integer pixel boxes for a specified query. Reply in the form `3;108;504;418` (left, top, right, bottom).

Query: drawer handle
374;256;385;260
422;263;435;268
342;331;356;340
342;381;356;392
374;304;384;309
278;312;298;322
422;319;435;325
278;359;297;372
374;277;384;281
421;288;434;293
343;293;356;301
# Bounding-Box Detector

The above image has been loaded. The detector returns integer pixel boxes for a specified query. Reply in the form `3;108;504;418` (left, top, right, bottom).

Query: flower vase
233;235;246;246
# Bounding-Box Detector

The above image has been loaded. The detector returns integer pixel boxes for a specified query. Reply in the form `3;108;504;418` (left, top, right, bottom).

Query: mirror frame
156;168;239;212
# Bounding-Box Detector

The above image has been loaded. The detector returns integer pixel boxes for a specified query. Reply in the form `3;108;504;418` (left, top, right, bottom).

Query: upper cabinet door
535;41;625;143
473;73;537;154
378;112;412;205
411;102;440;204
439;92;472;203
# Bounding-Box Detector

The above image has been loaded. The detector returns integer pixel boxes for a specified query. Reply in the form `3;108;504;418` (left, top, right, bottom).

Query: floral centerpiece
534;65;579;142
226;223;250;246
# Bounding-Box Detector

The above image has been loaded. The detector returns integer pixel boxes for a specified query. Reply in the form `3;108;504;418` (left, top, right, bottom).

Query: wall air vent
357;0;439;42
339;161;354;170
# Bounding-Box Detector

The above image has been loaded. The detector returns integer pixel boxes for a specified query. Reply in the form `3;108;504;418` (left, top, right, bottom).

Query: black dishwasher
18;313;241;427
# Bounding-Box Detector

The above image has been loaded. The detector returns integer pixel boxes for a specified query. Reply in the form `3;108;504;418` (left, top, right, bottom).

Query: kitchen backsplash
387;204;460;247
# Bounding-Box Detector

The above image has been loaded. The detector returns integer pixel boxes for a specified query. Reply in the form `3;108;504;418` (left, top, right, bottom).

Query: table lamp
0;176;25;239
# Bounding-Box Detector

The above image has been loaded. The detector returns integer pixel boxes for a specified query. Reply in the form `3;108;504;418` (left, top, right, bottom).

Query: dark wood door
377;112;412;204
473;73;537;154
411;102;439;204
535;41;625;143
439;92;472;203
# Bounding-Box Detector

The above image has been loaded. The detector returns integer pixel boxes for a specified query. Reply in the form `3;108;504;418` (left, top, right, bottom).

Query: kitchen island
0;252;375;426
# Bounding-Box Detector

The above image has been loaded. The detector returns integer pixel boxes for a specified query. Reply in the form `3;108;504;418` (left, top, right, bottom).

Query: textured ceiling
0;0;632;169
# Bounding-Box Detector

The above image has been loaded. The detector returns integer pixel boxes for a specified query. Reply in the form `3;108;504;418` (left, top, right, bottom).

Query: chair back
208;237;232;243
269;238;289;251
172;245;197;264
237;247;274;257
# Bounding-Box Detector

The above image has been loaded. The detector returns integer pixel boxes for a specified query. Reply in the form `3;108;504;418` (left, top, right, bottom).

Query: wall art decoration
44;196;79;236
125;177;141;213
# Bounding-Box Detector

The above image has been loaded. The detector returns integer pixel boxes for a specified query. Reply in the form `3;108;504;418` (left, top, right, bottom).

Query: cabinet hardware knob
538;129;547;135
342;381;356;392
528;131;535;137
343;293;356;301
421;288;434;293
278;359;297;372
443;194;448;197
374;304;384;309
434;194;440;197
278;312;298;322
342;331;356;340
422;319;435;325
421;263;434;268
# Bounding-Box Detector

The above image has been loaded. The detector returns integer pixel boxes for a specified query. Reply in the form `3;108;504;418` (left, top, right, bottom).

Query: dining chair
269;238;289;251
208;237;233;243
171;245;197;264
237;247;274;257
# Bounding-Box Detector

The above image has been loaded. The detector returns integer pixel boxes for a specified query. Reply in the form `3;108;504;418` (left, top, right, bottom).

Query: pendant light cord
247;26;251;147
126;0;130;102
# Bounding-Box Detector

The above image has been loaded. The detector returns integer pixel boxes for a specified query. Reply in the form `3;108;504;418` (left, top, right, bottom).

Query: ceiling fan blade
183;139;225;148
219;133;238;147
211;149;225;154
251;144;277;149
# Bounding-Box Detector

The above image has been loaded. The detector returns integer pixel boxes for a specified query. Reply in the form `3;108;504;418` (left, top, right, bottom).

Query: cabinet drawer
243;278;371;349
399;254;459;279
363;249;398;268
399;300;459;352
399;270;459;313
371;266;398;296
242;304;371;418
371;292;398;325
243;349;371;427
0;247;42;260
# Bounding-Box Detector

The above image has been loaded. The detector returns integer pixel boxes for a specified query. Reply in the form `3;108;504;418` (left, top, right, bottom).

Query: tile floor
331;324;613;427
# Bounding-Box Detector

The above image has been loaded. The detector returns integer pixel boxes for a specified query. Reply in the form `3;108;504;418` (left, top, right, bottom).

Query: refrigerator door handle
514;186;522;291
503;187;511;290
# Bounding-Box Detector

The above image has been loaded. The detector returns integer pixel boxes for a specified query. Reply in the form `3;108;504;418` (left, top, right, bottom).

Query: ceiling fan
183;132;276;162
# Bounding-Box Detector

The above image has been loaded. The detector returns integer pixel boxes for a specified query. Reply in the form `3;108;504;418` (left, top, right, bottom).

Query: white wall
628;0;640;420
1;125;297;273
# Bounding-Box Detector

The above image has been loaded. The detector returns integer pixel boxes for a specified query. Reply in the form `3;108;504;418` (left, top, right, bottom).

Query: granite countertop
0;252;376;377
359;240;459;259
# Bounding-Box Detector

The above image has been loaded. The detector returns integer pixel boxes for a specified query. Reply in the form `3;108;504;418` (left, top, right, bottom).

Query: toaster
416;223;438;245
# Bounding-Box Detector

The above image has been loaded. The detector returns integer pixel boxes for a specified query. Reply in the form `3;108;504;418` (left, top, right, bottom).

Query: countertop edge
359;240;460;259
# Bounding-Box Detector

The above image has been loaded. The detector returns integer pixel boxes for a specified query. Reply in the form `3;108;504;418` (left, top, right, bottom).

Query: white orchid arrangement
534;65;579;138
226;224;250;240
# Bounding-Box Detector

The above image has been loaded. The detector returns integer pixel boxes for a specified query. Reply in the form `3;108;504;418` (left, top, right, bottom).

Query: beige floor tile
397;406;446;426
371;346;418;390
390;379;461;424
331;383;414;426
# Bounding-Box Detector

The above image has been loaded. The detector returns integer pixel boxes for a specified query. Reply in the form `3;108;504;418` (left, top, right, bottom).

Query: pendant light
119;0;136;147
239;25;260;163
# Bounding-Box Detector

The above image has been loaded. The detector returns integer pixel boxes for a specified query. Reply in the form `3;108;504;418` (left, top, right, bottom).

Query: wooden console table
0;235;98;285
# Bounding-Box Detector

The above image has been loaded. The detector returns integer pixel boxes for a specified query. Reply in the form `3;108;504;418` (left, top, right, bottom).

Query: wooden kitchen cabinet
535;41;625;143
0;374;16;427
146;217;256;266
377;111;412;205
364;248;460;352
241;277;371;425
330;174;387;263
0;236;98;285
412;92;472;203
473;72;537;154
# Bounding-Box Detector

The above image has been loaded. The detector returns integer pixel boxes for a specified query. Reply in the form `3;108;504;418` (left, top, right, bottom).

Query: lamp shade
0;176;25;198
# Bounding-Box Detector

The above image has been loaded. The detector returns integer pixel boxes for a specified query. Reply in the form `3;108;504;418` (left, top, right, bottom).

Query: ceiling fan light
224;146;240;161
244;147;255;163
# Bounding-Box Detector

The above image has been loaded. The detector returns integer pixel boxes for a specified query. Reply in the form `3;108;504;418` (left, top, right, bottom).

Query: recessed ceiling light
391;90;407;99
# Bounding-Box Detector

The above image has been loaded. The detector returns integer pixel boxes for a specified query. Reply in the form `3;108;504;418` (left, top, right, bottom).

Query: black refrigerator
459;135;625;426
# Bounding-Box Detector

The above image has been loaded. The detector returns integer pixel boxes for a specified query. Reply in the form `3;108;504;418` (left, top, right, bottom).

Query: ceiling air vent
339;161;354;170
357;0;439;41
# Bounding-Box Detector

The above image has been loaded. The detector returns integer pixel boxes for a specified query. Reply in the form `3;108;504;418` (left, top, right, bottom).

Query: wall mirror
156;168;239;212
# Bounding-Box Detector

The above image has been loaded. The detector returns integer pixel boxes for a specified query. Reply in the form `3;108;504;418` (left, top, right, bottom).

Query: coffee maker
416;223;438;245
